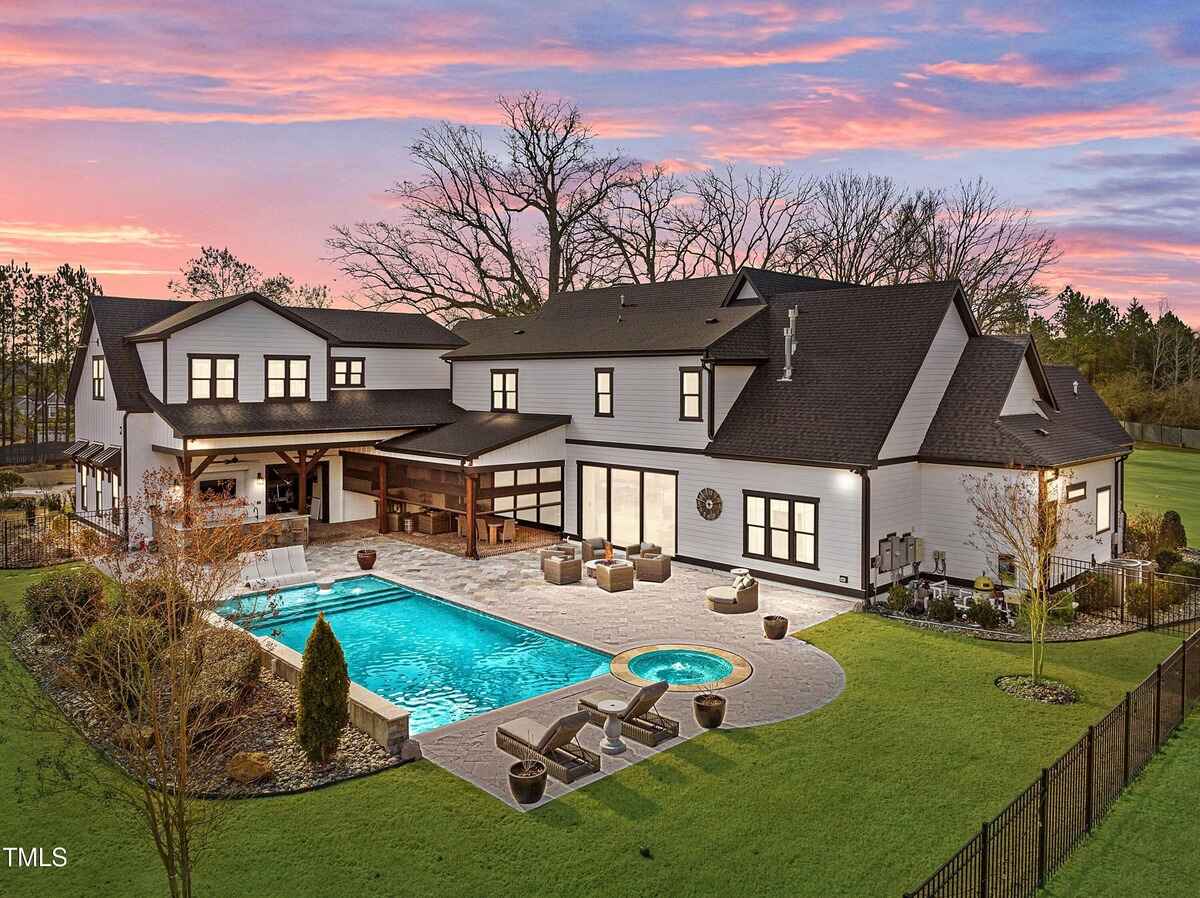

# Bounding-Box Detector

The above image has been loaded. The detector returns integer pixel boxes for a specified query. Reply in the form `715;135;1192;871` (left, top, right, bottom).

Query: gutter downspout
121;410;130;543
858;467;871;601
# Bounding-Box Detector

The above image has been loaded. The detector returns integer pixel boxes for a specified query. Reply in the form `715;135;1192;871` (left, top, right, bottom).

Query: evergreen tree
296;612;349;764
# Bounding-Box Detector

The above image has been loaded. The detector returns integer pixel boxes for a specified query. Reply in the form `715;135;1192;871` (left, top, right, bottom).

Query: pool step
232;585;418;631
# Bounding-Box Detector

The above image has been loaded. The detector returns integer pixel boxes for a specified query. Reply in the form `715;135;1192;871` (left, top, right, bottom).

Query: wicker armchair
633;553;671;582
596;561;635;593
626;541;662;559
580;537;607;561
544;555;582;585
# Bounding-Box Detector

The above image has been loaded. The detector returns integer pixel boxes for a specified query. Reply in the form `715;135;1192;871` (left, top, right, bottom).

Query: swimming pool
221;576;611;735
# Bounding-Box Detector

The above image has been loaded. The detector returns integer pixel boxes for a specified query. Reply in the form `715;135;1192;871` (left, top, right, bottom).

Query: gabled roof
706;281;972;466
376;411;570;460
443;305;765;360
721;267;852;306
290;307;464;348
144;389;461;439
126;292;340;343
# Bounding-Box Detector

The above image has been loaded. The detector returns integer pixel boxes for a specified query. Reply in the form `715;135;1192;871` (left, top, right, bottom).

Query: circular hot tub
610;643;751;692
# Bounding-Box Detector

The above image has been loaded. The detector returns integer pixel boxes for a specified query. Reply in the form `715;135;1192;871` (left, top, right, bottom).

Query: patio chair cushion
622;681;669;721
287;544;309;573
498;711;589;754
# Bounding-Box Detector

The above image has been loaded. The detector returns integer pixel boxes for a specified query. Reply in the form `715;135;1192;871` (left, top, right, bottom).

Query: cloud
961;8;1045;35
1153;17;1200;64
0;221;185;247
920;52;1123;88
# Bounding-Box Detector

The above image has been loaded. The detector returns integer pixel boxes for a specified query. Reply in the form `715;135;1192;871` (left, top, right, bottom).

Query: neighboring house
67;269;1132;598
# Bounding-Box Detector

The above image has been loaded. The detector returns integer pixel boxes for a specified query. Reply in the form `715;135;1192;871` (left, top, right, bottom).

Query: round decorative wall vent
696;488;723;521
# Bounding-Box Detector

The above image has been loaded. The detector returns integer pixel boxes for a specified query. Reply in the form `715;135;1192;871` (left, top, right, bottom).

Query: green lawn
0;565;1186;898
1125;443;1200;541
1043;712;1200;898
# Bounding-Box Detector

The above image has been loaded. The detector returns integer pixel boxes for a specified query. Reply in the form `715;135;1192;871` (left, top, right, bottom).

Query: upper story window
491;369;518;411
744;491;819;569
1065;481;1087;503
91;357;105;400
189;355;237;401
595;368;613;417
679;367;702;421
332;357;365;388
266;356;309;400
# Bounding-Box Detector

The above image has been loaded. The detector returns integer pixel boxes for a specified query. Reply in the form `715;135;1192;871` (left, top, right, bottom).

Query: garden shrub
1074;574;1117;613
928;595;957;623
296;613;349;764
24;567;106;639
1168;560;1200;580
1125;582;1153;619
1159;510;1187;551
1155;549;1182;573
118;577;193;632
905;601;926;617
74;615;166;713
967;601;1003;629
886;583;912;612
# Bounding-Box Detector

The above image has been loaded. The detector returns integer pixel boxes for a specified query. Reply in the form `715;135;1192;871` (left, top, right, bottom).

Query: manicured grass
1125;443;1200;540
1043;712;1200;898
0;566;1185;897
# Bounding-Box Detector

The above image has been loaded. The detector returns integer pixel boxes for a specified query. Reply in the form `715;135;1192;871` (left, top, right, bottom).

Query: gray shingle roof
144;389;461;439
377;411;570;460
707;281;969;466
290;307;464;347
443;305;765;360
534;274;738;318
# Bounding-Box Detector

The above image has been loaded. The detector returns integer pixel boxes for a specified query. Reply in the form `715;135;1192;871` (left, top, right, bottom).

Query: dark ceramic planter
356;549;377;570
693;694;727;729
508;760;548;804
763;615;789;640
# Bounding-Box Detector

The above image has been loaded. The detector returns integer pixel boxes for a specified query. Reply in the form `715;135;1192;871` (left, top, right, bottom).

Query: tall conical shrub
296;613;349;764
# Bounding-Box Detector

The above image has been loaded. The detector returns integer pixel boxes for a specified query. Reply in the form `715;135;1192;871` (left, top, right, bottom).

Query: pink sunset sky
3;1;1199;323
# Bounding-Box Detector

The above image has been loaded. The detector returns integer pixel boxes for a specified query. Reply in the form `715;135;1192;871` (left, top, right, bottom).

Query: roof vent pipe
1072;380;1079;396
618;293;624;323
778;305;799;382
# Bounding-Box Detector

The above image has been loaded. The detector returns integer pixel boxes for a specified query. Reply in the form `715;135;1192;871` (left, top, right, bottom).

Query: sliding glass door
578;463;677;555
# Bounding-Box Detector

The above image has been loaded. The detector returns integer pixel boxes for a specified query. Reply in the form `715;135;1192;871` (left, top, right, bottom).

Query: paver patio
301;535;852;808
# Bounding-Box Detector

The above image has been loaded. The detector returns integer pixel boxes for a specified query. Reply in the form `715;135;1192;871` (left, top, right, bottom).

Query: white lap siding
563;444;864;595
868;462;922;590
1056;458;1118;565
329;347;448;390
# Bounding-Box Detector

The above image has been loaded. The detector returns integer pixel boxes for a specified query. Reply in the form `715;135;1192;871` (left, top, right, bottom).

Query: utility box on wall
877;533;922;573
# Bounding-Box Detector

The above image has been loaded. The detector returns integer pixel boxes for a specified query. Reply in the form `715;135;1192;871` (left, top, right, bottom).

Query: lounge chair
705;579;758;613
578;680;679;747
495;710;600;783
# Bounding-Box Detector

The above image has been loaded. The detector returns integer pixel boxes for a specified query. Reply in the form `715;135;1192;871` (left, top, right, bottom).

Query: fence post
979;820;990;898
1154;663;1163;748
1122;692;1132;786
2;519;6;569
1184;641;1189;723
1037;767;1049;887
1085;724;1096;833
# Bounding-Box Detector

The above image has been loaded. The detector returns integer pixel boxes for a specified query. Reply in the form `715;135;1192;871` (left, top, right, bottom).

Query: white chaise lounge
238;545;314;591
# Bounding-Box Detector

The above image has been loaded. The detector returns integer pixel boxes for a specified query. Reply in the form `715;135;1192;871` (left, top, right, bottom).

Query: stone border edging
610;643;753;692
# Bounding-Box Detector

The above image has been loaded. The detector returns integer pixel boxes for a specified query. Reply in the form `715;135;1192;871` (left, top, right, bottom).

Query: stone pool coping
610;643;753;692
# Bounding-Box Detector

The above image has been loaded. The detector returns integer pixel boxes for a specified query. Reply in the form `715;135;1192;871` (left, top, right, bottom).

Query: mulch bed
996;675;1079;705
12;626;401;798
868;607;1141;642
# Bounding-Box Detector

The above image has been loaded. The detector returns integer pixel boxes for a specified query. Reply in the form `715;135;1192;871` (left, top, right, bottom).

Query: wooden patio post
465;472;478;560
296;449;308;519
377;459;388;534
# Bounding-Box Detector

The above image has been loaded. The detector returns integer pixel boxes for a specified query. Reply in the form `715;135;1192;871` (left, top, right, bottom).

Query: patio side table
596;699;627;755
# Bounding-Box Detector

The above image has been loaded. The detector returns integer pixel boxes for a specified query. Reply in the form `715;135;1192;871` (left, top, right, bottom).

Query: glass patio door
578;463;676;555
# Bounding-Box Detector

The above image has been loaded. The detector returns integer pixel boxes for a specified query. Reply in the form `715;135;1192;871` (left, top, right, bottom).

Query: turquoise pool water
222;576;611;735
627;648;733;686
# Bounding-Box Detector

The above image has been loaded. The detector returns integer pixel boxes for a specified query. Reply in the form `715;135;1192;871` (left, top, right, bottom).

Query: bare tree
964;471;1080;683
916;178;1060;333
329;92;635;321
170;246;330;307
672;165;812;274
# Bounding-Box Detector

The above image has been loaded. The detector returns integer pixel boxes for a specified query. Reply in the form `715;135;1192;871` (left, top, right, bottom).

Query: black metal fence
1049;555;1200;637
904;627;1200;897
0;508;120;569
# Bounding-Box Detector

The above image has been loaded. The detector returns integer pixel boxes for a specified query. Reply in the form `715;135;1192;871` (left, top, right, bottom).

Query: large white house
67;268;1133;599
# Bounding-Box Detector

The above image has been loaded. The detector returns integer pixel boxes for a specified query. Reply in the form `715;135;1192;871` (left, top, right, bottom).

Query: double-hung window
491;369;518;411
679;367;702;421
744;491;819;568
1096;486;1111;535
80;466;88;510
595;368;613;417
332;357;365;388
189;355;237;401
95;469;103;512
266;356;309;400
91;357;105;400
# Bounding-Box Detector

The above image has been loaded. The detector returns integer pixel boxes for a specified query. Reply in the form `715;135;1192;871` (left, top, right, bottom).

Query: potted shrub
356;548;377;570
693;690;727;729
508;754;548;804
762;614;788;639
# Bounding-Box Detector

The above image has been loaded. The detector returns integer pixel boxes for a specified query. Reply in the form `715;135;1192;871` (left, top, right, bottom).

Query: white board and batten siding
329;347;449;390
452;357;711;449
136;341;165;400
1000;358;1046;418
562;444;865;594
877;302;969;460
163;302;328;403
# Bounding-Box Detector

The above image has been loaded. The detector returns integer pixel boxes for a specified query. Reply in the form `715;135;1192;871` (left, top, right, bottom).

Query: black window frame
187;353;239;402
1095;485;1112;535
91;356;105;400
1065;481;1087;504
594;367;614;417
79;464;88;511
331;356;366;389
264;355;311;401
743;490;819;569
491;368;518;412
679;366;703;421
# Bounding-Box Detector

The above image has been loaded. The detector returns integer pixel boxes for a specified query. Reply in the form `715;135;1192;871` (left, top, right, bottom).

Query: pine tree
296;612;349;764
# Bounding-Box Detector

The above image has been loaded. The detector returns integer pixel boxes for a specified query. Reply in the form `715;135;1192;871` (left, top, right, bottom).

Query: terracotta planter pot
763;615;789;639
356;549;377;570
693;693;727;729
507;760;548;804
